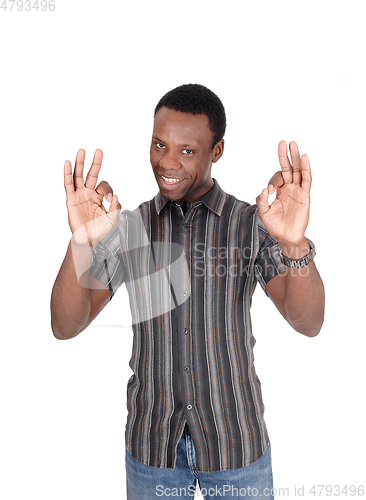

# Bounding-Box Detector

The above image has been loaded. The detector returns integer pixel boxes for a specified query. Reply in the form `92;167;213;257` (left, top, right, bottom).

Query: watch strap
280;239;316;269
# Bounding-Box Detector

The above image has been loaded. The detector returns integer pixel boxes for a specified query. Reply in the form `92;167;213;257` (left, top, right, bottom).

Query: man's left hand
256;140;311;252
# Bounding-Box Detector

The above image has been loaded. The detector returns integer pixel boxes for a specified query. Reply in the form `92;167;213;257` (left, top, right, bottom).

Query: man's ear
212;139;224;163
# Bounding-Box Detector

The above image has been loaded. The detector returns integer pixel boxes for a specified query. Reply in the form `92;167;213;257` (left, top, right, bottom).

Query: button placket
177;204;195;419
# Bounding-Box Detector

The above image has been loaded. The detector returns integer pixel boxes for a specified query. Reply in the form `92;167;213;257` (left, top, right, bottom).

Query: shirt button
187;404;192;410
184;366;190;371
183;328;188;334
183;223;189;228
183;291;188;297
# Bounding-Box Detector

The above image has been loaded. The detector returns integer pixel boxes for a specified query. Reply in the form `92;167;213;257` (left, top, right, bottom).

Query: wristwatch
280;239;316;269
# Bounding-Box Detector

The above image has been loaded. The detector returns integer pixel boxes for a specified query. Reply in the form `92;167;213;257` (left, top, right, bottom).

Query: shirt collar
154;178;226;216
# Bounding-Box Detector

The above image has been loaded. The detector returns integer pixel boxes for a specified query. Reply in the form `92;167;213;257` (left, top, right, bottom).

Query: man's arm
51;242;111;340
264;240;325;337
256;141;325;337
50;149;121;340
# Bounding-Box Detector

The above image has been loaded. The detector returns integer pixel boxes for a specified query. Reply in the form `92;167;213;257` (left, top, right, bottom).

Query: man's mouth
160;174;184;186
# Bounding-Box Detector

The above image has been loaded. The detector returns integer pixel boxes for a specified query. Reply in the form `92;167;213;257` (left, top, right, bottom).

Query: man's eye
156;143;165;149
182;149;193;155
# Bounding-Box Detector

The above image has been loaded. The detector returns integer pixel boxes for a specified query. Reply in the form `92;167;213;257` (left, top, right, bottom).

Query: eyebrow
152;136;197;148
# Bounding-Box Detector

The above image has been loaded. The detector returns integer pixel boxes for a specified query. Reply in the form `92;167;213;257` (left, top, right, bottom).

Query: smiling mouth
160;174;184;185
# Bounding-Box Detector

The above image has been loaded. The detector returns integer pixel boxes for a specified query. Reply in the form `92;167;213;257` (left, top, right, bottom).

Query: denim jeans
126;423;274;499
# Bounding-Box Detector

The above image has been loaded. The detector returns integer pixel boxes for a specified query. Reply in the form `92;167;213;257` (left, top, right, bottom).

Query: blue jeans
126;424;274;499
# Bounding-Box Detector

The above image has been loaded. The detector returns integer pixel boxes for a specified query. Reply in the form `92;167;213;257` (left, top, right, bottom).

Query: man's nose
159;151;182;170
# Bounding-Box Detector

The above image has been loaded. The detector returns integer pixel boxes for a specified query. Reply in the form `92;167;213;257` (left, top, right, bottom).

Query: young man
51;84;325;499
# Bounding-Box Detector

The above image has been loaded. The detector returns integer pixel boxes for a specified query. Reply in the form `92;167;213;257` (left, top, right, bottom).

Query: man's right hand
64;149;121;246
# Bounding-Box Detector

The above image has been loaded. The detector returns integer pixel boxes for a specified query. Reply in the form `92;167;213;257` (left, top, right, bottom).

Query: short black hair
154;84;226;149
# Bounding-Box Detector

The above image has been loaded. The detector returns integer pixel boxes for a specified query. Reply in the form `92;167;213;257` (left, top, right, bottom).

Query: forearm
278;238;325;337
51;241;92;340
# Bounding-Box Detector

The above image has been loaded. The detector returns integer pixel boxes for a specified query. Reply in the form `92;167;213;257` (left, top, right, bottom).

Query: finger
267;171;284;193
73;149;86;189
278;140;293;184
289;141;302;185
300;154;312;193
64;160;75;196
85;149;103;190
95;180;113;201
256;188;270;218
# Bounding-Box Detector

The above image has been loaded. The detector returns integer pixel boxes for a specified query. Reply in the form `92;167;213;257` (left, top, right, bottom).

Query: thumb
256;188;270;217
109;194;121;212
108;194;121;222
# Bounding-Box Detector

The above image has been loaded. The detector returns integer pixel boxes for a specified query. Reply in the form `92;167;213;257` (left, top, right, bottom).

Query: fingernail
107;193;112;202
268;184;274;193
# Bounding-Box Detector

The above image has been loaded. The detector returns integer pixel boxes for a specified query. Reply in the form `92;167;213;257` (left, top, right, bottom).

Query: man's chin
160;189;187;202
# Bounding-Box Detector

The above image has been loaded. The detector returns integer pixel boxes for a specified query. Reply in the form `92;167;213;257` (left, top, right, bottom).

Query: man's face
150;107;224;203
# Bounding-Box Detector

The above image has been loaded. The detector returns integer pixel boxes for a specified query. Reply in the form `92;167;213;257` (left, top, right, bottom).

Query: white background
1;0;365;499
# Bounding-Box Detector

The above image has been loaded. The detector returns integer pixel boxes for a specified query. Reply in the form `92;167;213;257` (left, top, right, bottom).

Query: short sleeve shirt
89;179;285;472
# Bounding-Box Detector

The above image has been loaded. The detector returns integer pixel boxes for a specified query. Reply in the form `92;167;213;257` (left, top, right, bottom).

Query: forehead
153;107;213;146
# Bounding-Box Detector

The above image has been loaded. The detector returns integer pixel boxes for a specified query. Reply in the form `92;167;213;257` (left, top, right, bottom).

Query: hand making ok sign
64;149;121;246
256;141;311;248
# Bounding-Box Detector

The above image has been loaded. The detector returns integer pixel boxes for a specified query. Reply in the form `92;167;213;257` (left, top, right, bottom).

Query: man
51;84;325;499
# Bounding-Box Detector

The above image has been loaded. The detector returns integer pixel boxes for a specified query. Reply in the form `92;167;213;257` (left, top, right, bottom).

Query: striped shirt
89;179;285;472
